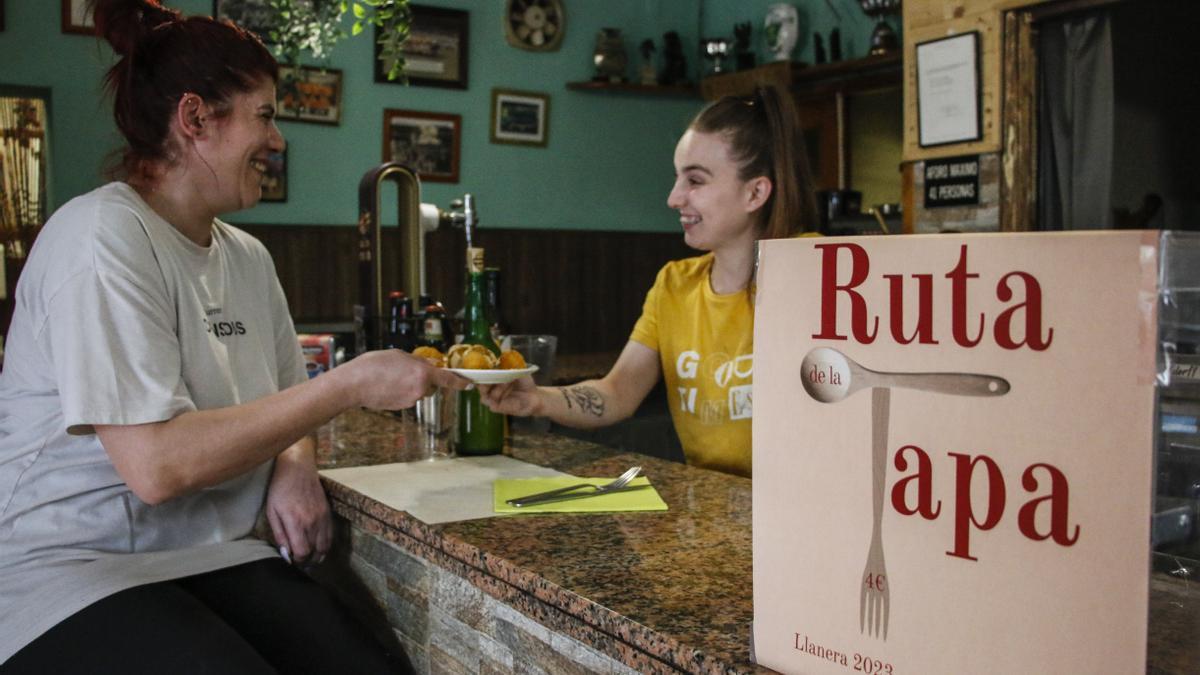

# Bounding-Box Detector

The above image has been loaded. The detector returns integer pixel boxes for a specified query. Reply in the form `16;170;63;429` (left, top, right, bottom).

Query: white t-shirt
0;182;308;662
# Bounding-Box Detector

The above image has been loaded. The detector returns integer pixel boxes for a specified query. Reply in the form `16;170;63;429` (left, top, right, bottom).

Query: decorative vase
859;0;902;56
763;3;799;62
593;28;628;83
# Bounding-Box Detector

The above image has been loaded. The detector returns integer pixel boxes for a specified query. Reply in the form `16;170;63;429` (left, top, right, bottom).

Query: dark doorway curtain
1037;11;1114;230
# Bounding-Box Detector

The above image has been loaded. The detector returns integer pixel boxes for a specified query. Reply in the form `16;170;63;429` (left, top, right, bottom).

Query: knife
506;484;652;507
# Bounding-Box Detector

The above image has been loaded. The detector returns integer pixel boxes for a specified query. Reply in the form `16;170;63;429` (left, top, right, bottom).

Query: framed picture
916;31;982;147
490;89;549;147
375;5;468;89
213;0;274;42
260;149;287;202
382;109;461;183
61;0;95;34
277;66;342;125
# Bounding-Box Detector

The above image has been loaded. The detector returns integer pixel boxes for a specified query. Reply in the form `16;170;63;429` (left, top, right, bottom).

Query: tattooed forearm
559;386;606;418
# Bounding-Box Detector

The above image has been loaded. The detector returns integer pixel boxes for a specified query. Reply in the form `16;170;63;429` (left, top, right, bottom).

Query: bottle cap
467;247;485;274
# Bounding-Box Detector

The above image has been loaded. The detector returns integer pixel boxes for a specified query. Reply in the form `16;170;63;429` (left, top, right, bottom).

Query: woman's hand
265;439;330;567
339;349;469;411
478;377;543;417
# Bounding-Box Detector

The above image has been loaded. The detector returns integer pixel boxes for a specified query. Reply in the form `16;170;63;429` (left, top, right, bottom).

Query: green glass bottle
456;247;505;455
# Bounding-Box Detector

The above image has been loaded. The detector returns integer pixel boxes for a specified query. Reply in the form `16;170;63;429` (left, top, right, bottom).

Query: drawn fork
860;387;891;640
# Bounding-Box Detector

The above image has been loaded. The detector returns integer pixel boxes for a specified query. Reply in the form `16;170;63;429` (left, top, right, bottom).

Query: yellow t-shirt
630;254;754;477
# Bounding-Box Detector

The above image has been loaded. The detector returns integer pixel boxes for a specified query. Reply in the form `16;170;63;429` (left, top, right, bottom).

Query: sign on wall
916;32;981;147
753;232;1156;674
923;154;980;208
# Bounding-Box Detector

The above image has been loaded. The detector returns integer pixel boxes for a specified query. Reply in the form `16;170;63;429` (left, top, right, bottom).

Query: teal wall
0;0;895;232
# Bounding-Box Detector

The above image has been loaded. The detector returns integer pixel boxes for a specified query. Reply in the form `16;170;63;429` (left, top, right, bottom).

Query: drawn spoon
800;347;1010;403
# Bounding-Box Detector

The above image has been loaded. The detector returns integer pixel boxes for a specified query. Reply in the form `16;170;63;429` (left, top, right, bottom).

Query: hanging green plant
267;0;412;81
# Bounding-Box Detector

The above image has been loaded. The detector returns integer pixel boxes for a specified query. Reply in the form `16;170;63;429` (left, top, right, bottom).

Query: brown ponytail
688;86;819;238
88;0;278;180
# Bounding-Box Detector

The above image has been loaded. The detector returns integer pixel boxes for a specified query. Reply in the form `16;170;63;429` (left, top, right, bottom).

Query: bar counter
314;408;1197;674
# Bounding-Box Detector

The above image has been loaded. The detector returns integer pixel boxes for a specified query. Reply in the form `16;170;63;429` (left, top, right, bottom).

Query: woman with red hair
0;2;463;670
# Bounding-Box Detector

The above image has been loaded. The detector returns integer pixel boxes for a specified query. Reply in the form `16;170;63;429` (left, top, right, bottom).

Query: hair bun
91;0;181;57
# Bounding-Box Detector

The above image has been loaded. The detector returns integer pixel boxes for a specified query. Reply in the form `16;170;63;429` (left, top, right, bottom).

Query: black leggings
3;558;411;674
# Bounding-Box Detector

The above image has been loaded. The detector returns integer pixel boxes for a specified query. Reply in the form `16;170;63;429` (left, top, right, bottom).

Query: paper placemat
320;455;567;524
493;476;668;513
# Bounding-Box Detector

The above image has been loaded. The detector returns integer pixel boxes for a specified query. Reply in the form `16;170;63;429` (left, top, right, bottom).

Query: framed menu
753;232;1159;674
916;32;981;146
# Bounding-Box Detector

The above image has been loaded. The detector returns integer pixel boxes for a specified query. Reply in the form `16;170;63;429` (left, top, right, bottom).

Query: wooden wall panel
903;6;1003;161
4;225;690;357
902;0;1055;163
242;224;693;356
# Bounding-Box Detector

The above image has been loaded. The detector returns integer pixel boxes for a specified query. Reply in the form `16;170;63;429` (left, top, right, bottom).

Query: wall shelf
699;53;902;101
565;80;698;98
564;54;901;101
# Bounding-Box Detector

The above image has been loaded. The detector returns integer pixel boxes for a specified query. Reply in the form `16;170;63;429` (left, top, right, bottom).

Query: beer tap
353;160;482;354
442;194;478;250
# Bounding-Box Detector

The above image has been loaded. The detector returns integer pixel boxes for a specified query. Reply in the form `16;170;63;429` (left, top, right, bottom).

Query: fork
860;387;891;640
506;466;643;507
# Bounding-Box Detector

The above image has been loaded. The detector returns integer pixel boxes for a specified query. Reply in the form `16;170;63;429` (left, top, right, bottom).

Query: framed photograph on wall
916;31;982;147
213;0;274;41
490;89;549;147
260;149;287;202
375;5;468;88
61;0;95;34
383;109;461;183
277;66;342;125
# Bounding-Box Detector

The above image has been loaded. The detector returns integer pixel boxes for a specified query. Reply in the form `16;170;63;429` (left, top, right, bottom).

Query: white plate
447;365;538;385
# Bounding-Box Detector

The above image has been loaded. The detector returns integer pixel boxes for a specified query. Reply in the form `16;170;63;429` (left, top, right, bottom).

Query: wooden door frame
1000;9;1038;231
999;0;1125;231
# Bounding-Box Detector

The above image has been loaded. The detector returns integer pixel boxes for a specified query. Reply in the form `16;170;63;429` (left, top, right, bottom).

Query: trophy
700;37;732;76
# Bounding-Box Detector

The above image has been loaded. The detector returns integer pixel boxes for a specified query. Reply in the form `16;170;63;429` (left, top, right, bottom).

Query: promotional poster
753;232;1157;674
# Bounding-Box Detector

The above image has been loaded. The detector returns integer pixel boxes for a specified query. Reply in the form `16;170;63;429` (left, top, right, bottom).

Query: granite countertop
316;408;1198;674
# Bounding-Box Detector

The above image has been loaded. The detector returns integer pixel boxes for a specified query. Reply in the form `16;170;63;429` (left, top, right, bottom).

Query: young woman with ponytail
0;1;465;670
481;86;819;478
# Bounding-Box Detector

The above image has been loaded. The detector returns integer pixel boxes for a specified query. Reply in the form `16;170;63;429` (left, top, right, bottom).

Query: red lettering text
890;447;1082;562
946;246;984;347
947;452;1006;560
812;243;878;343
890;444;942;519
994;272;1054;351
1017;463;1080;546
810;242;1054;351
885;273;938;344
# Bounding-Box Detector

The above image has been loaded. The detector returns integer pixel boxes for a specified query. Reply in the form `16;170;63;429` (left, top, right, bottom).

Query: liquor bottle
385;291;416;352
456;247;505;455
484;267;505;345
420;303;448;351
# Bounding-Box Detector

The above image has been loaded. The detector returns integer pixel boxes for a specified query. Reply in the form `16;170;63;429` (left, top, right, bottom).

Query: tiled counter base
337;518;640;674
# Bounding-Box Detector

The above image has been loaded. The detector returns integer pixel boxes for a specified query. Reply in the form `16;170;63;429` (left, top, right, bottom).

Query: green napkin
493;476;668;513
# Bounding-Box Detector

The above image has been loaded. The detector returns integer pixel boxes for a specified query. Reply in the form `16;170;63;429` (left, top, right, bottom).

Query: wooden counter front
314;409;1197;674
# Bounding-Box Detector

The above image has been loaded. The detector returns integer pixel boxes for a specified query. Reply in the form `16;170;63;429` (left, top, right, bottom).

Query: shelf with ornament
698;52;901;102
564;79;698;97
567;29;700;98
